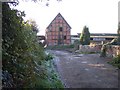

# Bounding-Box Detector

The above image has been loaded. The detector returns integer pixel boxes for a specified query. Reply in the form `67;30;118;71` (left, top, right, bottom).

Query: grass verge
76;51;100;54
46;44;74;50
35;53;64;88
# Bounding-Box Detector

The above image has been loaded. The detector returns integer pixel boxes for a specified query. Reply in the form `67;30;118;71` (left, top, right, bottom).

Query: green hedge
2;3;63;88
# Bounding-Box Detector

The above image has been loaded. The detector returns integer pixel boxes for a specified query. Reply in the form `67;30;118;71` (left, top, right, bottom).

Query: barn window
59;27;63;32
64;36;66;40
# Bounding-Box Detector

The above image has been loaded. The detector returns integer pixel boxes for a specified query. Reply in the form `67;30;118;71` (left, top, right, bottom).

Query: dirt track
48;50;118;88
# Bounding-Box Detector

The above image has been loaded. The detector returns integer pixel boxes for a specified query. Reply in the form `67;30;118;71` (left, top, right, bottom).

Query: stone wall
78;45;120;57
78;45;102;53
106;45;120;57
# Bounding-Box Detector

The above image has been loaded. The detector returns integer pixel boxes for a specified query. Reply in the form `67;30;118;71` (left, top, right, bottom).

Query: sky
11;0;119;35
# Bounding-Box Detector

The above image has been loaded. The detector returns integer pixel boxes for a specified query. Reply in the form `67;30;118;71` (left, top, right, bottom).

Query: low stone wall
79;45;102;53
106;45;120;57
78;45;120;57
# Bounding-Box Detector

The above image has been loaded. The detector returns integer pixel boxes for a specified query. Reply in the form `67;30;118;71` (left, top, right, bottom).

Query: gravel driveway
48;50;118;88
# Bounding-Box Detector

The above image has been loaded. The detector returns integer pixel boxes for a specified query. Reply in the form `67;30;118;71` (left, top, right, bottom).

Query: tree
80;26;90;45
8;0;62;7
2;1;63;88
73;40;80;50
2;2;45;88
100;44;107;57
26;19;39;34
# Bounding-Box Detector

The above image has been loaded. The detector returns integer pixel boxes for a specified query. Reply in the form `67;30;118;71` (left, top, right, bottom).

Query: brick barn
45;13;71;46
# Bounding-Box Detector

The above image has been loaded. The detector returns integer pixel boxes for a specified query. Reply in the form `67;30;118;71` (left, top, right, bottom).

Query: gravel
48;50;118;88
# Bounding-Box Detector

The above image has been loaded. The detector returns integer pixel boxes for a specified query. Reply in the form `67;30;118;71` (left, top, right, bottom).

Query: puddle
101;67;107;70
55;51;69;55
73;54;84;57
95;75;99;78
98;79;102;82
66;62;70;64
85;68;89;71
81;61;87;63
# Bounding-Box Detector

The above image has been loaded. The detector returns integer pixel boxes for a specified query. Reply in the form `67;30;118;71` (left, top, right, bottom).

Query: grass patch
77;51;99;54
45;53;54;61
44;55;64;88
41;53;64;88
46;44;74;50
108;55;120;69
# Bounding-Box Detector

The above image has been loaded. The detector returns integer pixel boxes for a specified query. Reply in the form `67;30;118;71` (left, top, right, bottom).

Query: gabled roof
46;13;71;29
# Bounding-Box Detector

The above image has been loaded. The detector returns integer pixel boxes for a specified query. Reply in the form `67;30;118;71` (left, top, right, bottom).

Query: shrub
2;3;52;88
45;54;54;61
46;44;74;50
100;44;107;57
2;3;64;88
108;55;120;69
80;26;90;45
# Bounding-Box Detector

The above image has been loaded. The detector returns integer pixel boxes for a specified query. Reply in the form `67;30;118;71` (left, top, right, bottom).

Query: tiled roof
46;13;71;29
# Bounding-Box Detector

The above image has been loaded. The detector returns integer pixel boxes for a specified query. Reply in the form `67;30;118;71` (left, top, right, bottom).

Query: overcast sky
11;0;119;35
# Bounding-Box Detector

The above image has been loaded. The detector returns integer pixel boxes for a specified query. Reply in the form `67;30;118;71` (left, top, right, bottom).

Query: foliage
45;53;54;61
15;0;62;7
74;40;80;45
108;55;120;69
31;57;64;88
26;19;39;34
99;23;120;57
108;22;120;45
73;40;80;50
41;55;64;88
109;38;118;45
80;26;90;45
46;44;74;50
78;51;99;54
100;44;107;57
2;3;63;88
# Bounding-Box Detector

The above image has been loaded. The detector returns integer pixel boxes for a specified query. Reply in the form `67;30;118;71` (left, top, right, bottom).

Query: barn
45;13;71;46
